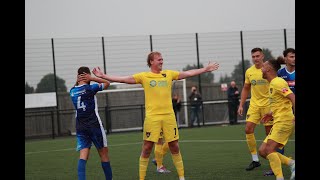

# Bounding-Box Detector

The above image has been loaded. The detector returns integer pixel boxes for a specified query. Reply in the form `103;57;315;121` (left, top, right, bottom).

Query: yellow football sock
277;152;292;166
246;133;257;155
154;143;163;168
171;152;184;177
139;156;149;180
162;142;169;155
267;152;283;178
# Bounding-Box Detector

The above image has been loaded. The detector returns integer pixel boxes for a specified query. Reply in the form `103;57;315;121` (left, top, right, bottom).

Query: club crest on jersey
251;80;256;86
146;132;151;137
150;80;157;87
282;88;288;93
270;88;273;94
162;74;166;77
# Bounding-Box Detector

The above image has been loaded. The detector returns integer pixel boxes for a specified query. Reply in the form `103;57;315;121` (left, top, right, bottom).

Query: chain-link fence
25;29;295;139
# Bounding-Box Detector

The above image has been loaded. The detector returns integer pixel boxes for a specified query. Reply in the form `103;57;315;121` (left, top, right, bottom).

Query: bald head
230;81;236;87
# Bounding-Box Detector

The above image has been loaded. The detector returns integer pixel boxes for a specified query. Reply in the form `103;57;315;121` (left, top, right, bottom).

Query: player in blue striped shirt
70;66;112;180
278;48;295;94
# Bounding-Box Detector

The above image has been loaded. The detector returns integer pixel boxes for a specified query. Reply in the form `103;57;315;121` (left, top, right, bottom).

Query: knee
168;140;180;154
264;146;274;156
258;147;266;158
141;143;153;157
100;153;110;162
245;125;254;134
99;147;109;156
245;128;252;134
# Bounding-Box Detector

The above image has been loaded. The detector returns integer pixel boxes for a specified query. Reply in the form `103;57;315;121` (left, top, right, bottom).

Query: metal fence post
51;38;61;136
240;31;245;86
195;33;202;94
284;29;287;50
51;111;55;139
201;102;205;126
150;35;153;52
102;37;107;74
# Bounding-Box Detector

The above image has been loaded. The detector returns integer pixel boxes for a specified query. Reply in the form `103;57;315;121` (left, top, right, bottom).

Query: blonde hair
147;51;161;67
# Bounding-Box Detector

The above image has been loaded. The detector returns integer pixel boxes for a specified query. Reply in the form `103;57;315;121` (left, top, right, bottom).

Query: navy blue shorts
76;126;108;151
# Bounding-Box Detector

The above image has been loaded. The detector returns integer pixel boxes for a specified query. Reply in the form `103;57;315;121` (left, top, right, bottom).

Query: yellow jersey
269;77;294;123
133;70;180;117
244;65;269;107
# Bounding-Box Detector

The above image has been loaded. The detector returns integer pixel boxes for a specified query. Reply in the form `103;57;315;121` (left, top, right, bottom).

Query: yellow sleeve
274;78;293;97
244;69;250;84
132;72;144;84
170;70;180;80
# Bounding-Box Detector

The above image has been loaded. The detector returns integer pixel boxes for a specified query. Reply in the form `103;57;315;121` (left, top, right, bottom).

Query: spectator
172;93;182;128
188;86;202;127
227;81;240;125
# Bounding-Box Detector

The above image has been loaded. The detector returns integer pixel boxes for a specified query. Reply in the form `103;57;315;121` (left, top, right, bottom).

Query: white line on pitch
25;139;295;155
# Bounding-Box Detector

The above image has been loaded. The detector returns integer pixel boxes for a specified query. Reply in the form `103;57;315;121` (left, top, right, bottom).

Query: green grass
25;124;295;180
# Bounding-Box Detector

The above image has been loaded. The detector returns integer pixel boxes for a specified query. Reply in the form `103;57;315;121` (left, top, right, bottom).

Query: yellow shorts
246;106;273;126
143;113;179;143
263;121;294;147
159;129;164;139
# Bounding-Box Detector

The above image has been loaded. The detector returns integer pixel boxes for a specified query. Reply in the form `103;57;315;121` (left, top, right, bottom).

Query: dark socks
276;147;285;154
78;159;87;180
101;161;112;180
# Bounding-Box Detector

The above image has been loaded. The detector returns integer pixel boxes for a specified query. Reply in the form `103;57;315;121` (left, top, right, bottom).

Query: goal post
169;79;188;128
98;78;188;132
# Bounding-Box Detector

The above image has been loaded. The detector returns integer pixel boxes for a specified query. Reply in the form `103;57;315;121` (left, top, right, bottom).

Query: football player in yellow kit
91;51;219;180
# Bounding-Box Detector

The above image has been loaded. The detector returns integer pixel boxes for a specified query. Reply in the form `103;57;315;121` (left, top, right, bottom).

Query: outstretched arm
178;61;219;80
92;67;136;84
90;76;110;90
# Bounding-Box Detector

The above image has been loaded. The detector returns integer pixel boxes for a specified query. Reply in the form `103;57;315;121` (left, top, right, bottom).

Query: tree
262;48;274;61
182;63;215;84
36;73;67;93
219;74;232;84
230;48;274;84
25;82;34;94
231;59;251;84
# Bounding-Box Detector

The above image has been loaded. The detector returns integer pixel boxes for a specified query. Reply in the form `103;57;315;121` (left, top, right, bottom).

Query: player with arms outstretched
90;51;219;180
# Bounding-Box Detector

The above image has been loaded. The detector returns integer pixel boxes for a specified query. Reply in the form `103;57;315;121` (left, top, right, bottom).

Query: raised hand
77;72;91;82
92;67;104;78
205;61;219;72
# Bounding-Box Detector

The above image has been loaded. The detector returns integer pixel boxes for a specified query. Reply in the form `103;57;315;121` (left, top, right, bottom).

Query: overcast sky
25;0;295;39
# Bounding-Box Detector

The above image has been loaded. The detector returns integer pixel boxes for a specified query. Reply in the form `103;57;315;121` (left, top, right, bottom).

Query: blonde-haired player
91;51;219;180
